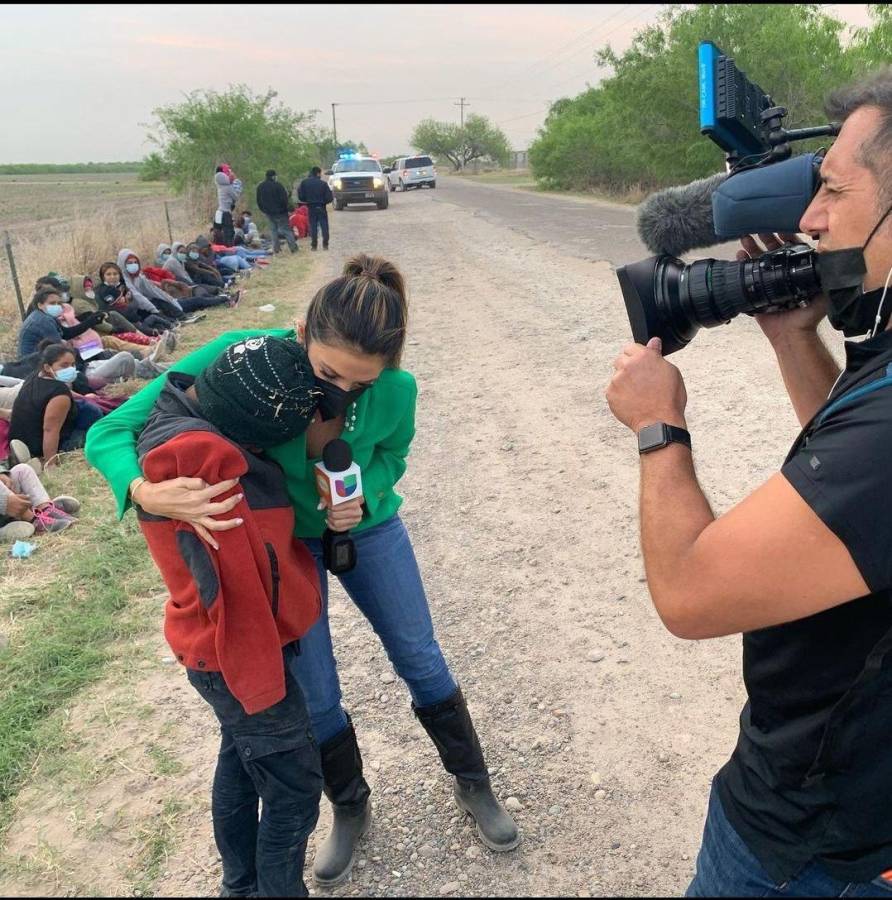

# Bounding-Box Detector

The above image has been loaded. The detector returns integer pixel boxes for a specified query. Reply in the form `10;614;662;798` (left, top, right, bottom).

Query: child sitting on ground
0;460;79;541
129;336;324;896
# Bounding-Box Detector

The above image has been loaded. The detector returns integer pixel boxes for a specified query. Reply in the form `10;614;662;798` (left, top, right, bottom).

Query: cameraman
606;70;892;897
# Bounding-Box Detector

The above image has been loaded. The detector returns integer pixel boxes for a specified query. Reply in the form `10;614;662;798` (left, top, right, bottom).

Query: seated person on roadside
19;286;106;358
605;69;892;897
183;241;231;289
236;210;266;248
97;261;176;336
158;243;239;307
131;336;324;898
69;274;157;346
0;459;79;541
118;248;230;318
9;344;104;467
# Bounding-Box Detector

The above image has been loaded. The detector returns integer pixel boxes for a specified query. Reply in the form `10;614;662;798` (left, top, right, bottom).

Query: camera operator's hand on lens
606;337;687;432
741;233;829;341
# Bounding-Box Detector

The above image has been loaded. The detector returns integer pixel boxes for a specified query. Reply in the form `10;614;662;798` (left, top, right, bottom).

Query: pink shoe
32;507;73;534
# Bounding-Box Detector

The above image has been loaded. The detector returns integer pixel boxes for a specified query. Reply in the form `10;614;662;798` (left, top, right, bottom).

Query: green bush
530;3;891;193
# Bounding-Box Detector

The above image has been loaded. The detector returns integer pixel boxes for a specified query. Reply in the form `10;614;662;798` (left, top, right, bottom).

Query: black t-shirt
9;374;76;458
716;328;892;884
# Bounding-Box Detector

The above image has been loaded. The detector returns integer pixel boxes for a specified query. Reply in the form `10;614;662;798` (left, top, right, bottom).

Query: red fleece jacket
143;266;176;284
138;429;321;713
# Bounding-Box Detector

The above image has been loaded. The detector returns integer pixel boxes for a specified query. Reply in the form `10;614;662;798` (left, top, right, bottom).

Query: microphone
636;172;727;257
315;439;363;575
636;153;822;257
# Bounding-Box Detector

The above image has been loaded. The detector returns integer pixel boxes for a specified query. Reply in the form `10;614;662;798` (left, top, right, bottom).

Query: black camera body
617;42;841;354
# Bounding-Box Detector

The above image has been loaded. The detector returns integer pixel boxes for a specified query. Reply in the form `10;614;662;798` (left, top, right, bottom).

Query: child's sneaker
31;507;73;534
0;520;36;543
227;291;241;309
50;496;81;515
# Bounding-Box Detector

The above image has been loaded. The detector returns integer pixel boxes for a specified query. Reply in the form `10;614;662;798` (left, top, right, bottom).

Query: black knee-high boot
413;686;520;851
312;716;372;886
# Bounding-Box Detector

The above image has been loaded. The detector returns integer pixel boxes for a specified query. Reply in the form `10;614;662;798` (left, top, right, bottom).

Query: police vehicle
329;152;389;210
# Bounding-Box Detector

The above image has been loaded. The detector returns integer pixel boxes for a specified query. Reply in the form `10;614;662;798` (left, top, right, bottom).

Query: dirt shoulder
0;188;840;897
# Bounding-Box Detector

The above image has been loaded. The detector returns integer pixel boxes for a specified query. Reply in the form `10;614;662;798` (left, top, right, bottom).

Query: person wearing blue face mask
18;286;106;358
9;344;103;467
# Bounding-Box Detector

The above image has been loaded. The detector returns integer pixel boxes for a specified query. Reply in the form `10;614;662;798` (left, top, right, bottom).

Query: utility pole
454;96;469;128
331;103;338;146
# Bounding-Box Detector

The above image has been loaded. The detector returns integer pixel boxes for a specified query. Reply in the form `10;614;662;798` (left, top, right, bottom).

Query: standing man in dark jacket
256;170;297;254
297;167;333;251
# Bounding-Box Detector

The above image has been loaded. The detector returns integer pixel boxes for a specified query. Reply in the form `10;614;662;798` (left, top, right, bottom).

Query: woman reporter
85;254;519;888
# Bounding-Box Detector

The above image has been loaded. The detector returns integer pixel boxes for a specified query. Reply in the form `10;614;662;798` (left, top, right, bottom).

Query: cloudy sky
0;3;874;164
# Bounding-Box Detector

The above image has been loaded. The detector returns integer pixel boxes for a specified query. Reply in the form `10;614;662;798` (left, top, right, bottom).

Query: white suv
387;155;437;192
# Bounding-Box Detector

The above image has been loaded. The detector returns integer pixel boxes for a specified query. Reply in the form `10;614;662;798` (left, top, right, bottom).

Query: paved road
431;175;737;267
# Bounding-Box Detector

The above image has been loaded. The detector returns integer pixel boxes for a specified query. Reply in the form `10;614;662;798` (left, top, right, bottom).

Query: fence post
3;231;25;321
164;201;173;244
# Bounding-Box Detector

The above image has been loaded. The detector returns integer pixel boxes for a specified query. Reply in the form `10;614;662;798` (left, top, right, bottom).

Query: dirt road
1;179;843;897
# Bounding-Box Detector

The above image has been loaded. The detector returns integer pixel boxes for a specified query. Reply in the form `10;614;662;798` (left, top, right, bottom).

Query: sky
0;3;876;164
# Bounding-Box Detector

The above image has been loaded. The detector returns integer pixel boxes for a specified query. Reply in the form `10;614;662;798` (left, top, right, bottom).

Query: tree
529;4;857;192
146;85;366;199
410;114;511;170
137;151;171;182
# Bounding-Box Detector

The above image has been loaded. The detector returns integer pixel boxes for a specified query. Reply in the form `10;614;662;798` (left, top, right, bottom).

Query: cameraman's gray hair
826;66;892;205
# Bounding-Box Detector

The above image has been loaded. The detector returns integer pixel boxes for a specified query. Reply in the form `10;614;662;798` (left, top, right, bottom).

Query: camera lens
617;244;821;355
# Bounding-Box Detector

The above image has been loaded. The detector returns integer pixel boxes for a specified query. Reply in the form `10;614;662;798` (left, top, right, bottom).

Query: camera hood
616;256;697;356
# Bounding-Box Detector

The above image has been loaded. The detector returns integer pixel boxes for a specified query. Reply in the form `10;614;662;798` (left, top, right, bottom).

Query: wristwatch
638;422;691;454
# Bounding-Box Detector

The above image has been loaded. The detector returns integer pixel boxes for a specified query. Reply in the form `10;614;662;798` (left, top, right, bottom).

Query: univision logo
336;474;358;497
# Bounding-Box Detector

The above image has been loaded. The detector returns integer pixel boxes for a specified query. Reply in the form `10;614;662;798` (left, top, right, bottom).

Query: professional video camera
617;42;847;354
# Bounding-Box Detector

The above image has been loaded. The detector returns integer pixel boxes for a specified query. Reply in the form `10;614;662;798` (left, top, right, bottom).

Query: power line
473;4;634;97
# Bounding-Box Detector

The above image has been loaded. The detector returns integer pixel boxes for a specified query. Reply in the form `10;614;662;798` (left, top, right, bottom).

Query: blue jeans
60;398;105;452
187;643;322;898
217;253;252;271
687;781;892;897
308;206;329;247
288;514;458;744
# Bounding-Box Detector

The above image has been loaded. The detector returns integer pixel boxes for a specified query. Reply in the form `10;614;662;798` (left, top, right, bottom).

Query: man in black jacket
296;167;333;251
256;170;297;254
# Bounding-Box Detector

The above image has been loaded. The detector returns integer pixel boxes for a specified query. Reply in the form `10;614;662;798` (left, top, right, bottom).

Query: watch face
638;423;668;452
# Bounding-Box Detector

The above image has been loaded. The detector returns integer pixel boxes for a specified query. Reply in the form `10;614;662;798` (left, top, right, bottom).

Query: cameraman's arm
765;327;839;428
608;337;867;640
744;234;840;427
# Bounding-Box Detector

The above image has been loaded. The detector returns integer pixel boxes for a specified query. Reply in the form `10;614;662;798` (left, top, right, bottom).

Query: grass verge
455;169;648;205
0;249;316;842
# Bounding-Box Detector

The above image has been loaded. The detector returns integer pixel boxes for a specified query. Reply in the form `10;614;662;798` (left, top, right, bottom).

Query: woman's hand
321;496;365;532
131;476;244;549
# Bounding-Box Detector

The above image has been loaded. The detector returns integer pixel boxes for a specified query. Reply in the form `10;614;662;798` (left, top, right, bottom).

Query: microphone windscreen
636;172;727;257
323;438;353;472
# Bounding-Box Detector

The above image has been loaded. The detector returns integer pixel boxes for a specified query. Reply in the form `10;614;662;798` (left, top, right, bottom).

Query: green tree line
0;162;141;175
138;85;366;198
529;4;892;193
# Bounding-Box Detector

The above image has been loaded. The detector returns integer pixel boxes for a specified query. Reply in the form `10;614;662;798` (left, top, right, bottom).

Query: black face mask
821;203;892;337
314;377;367;421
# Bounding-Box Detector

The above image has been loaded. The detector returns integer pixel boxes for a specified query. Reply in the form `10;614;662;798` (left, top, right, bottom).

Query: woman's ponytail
305;253;408;366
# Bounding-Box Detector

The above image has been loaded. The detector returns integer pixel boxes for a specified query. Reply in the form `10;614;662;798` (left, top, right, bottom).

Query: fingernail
235;518;243;525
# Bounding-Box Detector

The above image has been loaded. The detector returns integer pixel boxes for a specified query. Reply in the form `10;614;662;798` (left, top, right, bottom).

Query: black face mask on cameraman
821;202;892;337
314;377;368;420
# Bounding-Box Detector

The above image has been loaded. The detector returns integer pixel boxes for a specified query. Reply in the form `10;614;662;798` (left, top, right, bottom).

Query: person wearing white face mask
8;344;102;467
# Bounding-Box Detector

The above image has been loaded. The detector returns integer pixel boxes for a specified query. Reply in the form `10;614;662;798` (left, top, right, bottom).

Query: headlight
333;178;343;190
372;177;384;189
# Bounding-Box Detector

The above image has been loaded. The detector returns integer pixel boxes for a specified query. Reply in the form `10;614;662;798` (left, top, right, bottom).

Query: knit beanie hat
195;336;320;448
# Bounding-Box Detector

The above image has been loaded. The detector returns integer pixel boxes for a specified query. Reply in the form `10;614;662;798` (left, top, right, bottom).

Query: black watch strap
638;422;691;454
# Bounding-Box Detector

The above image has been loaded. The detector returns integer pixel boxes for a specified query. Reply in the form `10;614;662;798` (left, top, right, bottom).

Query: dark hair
311;166;322;176
30;285;61;312
40;343;75;369
99;261;122;281
304;254;408;366
826;67;892;206
215;165;224;173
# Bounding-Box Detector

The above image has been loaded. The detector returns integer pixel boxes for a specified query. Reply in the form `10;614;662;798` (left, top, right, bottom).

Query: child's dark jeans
186;642;322;898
